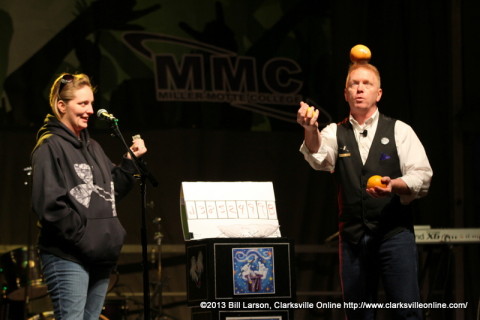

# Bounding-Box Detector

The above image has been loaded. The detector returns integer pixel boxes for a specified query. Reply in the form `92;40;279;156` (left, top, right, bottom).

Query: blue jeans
40;253;111;320
340;229;422;320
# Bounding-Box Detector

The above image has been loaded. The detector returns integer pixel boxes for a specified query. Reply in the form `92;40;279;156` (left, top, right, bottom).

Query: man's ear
376;88;383;102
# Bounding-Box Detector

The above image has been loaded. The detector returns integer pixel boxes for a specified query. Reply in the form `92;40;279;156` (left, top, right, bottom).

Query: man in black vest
297;63;433;319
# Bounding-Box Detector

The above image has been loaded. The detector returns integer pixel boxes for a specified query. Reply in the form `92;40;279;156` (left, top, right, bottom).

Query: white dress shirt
300;109;433;204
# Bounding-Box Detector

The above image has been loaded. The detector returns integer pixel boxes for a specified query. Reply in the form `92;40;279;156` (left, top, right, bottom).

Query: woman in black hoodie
31;73;147;320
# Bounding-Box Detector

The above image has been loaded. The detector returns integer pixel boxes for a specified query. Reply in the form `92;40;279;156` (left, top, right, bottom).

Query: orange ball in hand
367;175;387;189
350;44;372;63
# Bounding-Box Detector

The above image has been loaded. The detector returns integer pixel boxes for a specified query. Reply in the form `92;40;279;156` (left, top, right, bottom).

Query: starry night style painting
232;247;275;295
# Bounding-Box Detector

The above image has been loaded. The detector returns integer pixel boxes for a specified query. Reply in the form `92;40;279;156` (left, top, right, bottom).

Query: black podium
185;237;296;319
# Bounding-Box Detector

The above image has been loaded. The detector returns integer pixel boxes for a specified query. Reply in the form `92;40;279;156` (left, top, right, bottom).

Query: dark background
0;0;478;319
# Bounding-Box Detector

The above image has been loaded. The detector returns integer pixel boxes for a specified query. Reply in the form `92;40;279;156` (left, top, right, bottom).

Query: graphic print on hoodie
70;163;117;216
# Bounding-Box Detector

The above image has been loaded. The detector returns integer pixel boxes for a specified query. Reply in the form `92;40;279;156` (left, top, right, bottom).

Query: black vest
334;114;413;244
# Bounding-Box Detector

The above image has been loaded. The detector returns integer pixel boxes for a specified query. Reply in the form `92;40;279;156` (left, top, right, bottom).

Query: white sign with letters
180;181;281;240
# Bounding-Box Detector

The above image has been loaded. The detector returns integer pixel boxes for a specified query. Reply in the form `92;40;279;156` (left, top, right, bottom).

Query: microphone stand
108;119;158;320
151;217;165;319
24;166;33;319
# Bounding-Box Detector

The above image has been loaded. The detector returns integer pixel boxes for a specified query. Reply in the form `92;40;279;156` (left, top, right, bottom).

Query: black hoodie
31;114;136;266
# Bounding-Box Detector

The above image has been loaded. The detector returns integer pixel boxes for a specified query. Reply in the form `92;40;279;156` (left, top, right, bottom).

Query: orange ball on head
366;175;387;189
350;44;371;63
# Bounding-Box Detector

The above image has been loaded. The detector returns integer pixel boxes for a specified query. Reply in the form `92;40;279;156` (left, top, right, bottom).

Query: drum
0;247;48;301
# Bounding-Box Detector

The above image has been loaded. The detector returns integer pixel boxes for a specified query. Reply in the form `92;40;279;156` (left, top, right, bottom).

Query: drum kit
0;246;48;319
0;246;126;320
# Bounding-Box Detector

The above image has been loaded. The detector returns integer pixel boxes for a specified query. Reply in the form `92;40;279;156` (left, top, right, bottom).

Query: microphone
360;130;368;137
96;109;118;122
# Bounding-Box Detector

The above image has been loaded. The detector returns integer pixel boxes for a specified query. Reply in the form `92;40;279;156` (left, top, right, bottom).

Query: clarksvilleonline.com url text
339;301;469;310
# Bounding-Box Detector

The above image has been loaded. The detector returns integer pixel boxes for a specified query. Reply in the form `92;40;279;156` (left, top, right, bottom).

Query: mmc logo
123;32;303;122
